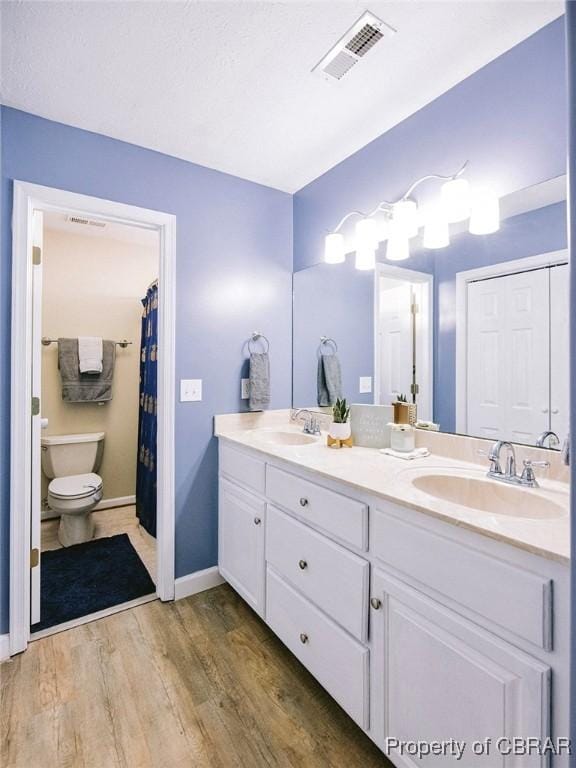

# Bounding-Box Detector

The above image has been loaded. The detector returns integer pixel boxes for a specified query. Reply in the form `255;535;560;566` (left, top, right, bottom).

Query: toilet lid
48;473;103;500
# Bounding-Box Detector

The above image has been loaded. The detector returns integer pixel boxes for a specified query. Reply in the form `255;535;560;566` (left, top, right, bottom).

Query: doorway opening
373;263;433;421
10;183;176;655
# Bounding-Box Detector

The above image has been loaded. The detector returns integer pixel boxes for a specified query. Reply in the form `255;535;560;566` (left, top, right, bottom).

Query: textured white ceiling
1;1;564;193
44;212;158;247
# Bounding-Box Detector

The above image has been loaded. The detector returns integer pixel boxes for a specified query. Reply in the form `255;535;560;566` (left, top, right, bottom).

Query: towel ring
248;331;270;354
319;336;338;354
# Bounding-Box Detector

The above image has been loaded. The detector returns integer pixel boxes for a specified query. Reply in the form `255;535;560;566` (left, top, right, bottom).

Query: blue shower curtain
136;281;158;537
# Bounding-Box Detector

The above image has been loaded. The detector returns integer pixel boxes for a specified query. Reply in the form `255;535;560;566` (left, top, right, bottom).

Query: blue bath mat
31;533;155;632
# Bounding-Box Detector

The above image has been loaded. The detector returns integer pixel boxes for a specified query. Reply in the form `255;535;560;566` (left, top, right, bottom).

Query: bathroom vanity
216;412;570;767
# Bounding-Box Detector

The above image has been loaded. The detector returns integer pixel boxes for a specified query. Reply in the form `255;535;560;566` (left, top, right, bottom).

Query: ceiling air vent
67;215;106;229
312;11;396;82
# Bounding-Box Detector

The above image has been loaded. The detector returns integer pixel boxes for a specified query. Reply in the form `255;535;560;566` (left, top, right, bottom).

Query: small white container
329;421;352;440
389;423;415;453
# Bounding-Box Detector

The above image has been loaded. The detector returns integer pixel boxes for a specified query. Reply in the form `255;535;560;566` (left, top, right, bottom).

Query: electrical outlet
180;379;202;402
241;378;250;399
359;376;372;394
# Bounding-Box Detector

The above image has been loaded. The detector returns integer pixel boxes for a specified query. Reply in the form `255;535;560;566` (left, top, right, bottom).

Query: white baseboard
94;495;136;511
174;566;225;600
0;633;10;662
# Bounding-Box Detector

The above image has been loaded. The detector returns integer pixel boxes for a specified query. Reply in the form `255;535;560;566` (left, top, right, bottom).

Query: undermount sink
250;430;319;446
409;472;567;520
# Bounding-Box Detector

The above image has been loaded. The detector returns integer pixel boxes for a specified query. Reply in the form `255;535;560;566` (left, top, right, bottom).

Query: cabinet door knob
298;559;308;570
253;517;261;525
299;633;309;644
299;497;309;507
370;597;382;610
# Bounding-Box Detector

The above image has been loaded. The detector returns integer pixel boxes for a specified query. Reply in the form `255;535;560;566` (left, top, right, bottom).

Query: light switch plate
180;379;202;402
359;376;372;394
241;378;250;399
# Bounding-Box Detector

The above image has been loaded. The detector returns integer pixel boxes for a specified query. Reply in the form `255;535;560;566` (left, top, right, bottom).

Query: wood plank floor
41;504;156;583
1;585;391;768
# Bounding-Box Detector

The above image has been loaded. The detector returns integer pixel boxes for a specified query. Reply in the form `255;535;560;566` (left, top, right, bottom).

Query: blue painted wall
0;107;293;632
293;17;567;273
292;259;374;407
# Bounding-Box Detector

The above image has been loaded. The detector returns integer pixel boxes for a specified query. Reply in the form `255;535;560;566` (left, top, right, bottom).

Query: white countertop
215;411;570;565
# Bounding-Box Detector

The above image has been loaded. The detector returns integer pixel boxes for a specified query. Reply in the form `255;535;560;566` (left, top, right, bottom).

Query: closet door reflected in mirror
464;262;568;446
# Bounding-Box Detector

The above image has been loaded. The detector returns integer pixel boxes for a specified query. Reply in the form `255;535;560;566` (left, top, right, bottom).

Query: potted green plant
393;393;417;425
329;398;351;440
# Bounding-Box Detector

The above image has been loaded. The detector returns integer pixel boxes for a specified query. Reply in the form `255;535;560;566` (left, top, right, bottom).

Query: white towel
380;447;430;460
78;336;103;374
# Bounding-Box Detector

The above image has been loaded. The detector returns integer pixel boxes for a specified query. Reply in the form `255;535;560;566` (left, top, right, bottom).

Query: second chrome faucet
487;440;549;488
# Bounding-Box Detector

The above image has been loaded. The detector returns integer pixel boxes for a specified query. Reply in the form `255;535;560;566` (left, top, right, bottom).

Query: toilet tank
41;432;105;478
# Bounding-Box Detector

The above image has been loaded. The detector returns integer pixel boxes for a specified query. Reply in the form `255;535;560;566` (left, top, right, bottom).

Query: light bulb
469;191;500;235
441;177;471;223
423;213;450;249
392;199;418;238
386;235;410;262
324;232;345;264
355;217;379;249
355;246;376;271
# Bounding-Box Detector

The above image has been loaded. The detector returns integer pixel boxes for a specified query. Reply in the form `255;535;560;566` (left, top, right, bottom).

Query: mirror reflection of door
466;263;568;446
376;268;432;421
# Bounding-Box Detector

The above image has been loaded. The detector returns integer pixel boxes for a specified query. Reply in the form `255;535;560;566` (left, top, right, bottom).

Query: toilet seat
48;472;103;500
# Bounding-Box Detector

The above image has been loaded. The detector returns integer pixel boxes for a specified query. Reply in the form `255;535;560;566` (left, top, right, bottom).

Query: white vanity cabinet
370;569;551;766
217;439;569;767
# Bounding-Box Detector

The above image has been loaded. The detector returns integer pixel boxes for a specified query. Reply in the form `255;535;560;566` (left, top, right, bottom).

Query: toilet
41;432;105;547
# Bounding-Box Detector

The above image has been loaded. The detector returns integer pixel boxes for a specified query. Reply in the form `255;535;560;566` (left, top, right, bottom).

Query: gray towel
58;338;116;402
317;353;342;407
249;352;270;411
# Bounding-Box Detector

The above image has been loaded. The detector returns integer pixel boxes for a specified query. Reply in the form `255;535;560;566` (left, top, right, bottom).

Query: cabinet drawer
266;465;367;550
372;507;553;650
220;442;265;495
266;568;369;729
266;505;368;641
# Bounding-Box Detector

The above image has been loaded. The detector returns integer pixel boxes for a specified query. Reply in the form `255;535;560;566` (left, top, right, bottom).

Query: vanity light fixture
355;246;377;270
469;190;501;235
324;232;346;264
422;210;450;249
386;235;410;262
323;161;501;269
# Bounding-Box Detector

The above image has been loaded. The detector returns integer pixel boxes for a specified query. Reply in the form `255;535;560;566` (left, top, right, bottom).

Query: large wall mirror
292;176;568;448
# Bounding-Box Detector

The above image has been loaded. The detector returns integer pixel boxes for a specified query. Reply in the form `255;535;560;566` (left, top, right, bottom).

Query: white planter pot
329;421;351;440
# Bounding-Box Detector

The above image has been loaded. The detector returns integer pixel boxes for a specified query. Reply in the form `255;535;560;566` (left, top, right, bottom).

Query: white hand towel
78;336;103;374
380;447;430;460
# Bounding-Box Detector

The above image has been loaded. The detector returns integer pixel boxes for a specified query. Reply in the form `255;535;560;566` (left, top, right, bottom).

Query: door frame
10;181;177;655
454;248;568;434
373;262;434;420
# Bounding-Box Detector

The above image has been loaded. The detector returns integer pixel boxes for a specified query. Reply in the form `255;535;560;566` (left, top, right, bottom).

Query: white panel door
379;282;413;403
218;478;266;617
31;209;43;626
370;570;551;767
467;270;549;443
550;264;569;444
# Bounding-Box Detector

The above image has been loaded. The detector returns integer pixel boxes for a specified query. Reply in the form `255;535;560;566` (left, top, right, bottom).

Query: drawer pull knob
298;559;308;570
299;497;309;507
253;517;261;525
299;633;309;644
370;597;382;610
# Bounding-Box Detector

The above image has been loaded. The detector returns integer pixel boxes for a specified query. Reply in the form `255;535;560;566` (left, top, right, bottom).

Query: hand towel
249;352;270;411
78;336;103;374
58;338;116;402
317;353;342;407
379;447;430;460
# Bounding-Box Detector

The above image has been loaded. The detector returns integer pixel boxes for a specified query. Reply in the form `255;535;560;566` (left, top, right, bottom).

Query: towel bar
41;337;132;349
248;331;269;354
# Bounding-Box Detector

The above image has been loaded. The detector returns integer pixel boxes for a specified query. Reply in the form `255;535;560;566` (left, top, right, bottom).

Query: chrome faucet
487;440;549;488
536;430;560;449
291;409;321;435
